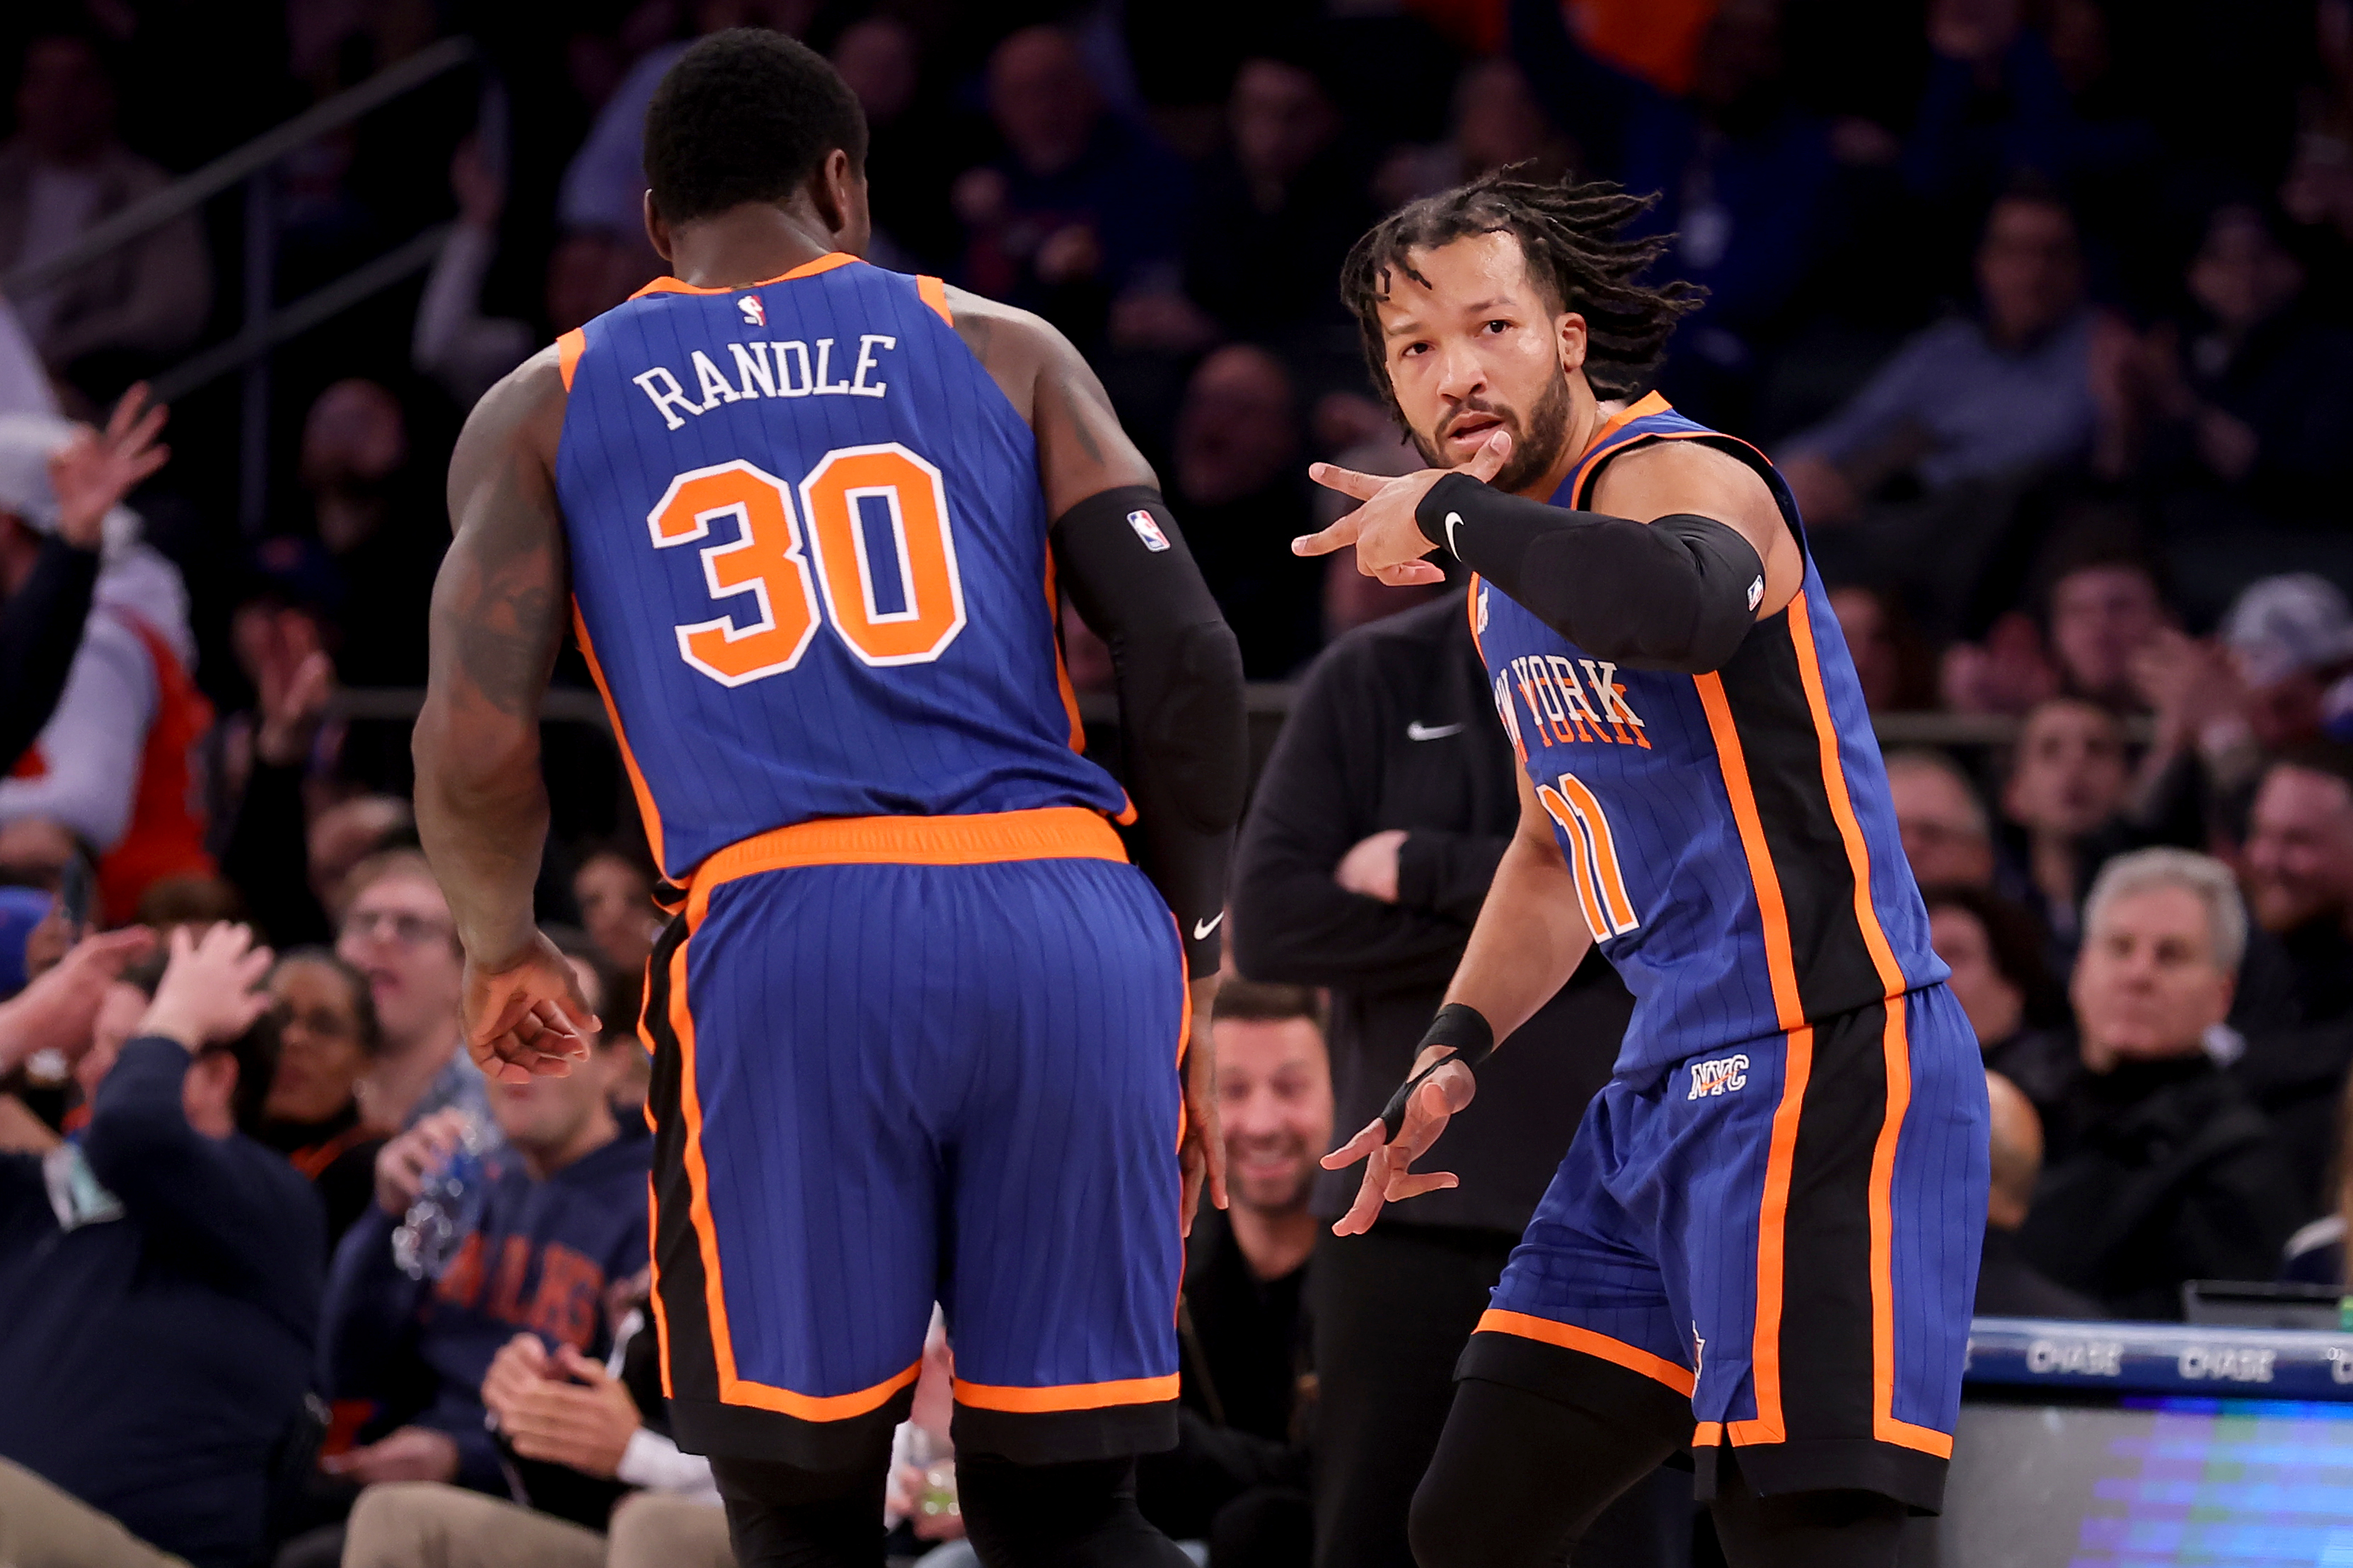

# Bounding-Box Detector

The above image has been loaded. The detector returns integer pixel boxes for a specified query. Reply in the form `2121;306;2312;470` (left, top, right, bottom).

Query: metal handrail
0;35;476;298
149;223;453;402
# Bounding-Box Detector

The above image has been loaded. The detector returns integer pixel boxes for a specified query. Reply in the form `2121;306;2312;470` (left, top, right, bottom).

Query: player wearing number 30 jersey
1295;173;1988;1568
412;30;1244;1568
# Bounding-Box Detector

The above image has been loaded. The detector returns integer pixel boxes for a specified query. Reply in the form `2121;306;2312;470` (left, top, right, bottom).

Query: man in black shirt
1231;588;1653;1568
1144;980;1330;1560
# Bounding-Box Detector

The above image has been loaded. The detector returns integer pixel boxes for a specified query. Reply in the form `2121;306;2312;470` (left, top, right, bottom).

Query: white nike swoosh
1444;511;1464;554
1192;912;1225;941
1407;721;1464;741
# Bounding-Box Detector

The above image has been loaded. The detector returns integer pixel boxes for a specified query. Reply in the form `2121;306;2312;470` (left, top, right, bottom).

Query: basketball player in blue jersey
1293;171;1991;1567
411;31;1247;1568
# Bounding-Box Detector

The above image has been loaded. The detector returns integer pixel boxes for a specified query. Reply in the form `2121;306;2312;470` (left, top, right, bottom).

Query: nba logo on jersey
1476;584;1491;635
739;295;765;327
1687;1054;1750;1099
1126;509;1171;552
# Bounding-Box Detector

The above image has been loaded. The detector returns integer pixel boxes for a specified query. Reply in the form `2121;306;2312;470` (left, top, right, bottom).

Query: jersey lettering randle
553;255;1124;881
1471;395;1947;1079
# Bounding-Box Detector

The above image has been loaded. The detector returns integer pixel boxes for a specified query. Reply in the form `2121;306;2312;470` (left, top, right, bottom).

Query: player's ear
1557;311;1588;378
642;192;673;265
812;147;869;256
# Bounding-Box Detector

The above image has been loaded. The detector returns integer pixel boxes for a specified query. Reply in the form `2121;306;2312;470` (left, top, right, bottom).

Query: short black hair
643;28;868;226
1212;978;1327;1033
1341;165;1704;417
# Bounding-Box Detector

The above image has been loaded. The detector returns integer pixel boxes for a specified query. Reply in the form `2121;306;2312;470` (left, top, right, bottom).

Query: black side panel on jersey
1052;485;1247;974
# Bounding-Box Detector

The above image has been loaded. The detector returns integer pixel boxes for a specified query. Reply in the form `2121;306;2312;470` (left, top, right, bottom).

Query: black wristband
1377;1003;1496;1141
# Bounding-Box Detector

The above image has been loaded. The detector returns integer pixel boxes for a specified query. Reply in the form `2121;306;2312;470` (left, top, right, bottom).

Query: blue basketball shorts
641;808;1189;1467
1460;984;1989;1512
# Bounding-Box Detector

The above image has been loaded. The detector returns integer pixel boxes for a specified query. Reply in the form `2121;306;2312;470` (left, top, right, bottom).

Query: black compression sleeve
1413;472;1766;673
1052;485;1247;974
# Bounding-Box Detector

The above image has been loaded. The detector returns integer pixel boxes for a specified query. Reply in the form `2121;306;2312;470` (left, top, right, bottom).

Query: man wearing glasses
334;849;490;1137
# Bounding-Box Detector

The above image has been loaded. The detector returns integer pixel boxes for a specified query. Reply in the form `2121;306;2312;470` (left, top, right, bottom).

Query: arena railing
1;35;480;536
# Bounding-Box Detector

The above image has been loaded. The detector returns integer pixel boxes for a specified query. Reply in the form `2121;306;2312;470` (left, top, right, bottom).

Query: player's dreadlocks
1340;167;1704;415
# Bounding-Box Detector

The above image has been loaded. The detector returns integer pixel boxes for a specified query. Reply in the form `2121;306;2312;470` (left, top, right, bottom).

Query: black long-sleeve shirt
0;1038;323;1568
0;534;100;772
1231;590;1632;1234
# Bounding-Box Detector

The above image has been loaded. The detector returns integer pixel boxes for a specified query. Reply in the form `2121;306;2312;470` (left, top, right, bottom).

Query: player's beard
1409;366;1576;496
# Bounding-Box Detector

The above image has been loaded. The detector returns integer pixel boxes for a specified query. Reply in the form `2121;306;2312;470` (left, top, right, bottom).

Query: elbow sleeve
1053;487;1248;972
1416;472;1766;673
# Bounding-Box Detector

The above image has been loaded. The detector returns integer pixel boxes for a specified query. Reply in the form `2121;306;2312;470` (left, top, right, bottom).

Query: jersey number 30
646;443;966;686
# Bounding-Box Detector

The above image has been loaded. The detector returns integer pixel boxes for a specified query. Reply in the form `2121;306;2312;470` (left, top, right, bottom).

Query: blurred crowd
6;0;2353;1566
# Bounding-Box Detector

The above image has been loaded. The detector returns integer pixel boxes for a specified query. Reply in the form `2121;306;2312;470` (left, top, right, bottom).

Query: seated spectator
335;851;486;1132
2221;574;2353;753
2098;202;2353;515
287;379;446;690
1179;54;1377;346
311;796;416;924
2241;748;2353;1027
1826;584;1936;712
1172;346;1323;678
0;924;323;1568
572;844;661;978
1779;187;2103;528
2045;543;2168;710
1885;749;1998;889
320;1001;649;1499
1976;1070;2100;1319
0;29;209;400
258;948;386;1243
340;1291;729;1568
2017;849;2305;1318
831;16;973;272
0;387;162;773
956;26;1187;342
414;140;655;411
1999;697;2131;948
1140;979;1325;1560
0;406;213;922
1376;56;1576;211
1921;883;2072;1109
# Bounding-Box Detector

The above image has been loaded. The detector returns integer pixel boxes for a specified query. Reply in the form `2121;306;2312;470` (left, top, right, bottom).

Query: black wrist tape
1378;1004;1496;1141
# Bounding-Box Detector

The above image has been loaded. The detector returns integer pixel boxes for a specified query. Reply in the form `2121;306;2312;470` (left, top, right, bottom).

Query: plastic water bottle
391;1113;495;1280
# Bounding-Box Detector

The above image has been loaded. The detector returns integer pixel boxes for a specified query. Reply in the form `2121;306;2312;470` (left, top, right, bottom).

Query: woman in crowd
255;948;384;1241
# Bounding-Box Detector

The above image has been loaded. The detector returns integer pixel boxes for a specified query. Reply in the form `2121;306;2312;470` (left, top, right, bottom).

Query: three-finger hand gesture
1292;429;1513;585
1319;1050;1478;1235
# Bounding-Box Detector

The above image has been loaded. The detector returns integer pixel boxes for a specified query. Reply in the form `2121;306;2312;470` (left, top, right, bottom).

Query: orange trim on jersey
1465;572;1486;659
1786;593;1949;1459
1694;673;1806;1446
1042;550;1087;753
685;807;1126;919
1476;1310;1696;1397
1693;1420;1723;1448
556;328;586;390
630;252;860;298
729;1360;924;1421
953;1374;1180;1413
572;607;667;872
644;1174;673;1400
917;274;952;325
1566;390;1672;504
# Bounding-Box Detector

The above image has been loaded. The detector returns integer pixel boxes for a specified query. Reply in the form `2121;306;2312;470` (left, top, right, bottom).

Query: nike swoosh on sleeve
1406;721;1464;741
1191;912;1225;941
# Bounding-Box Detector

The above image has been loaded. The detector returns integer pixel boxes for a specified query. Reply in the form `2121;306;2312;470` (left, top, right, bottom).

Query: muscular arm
1416;440;1803;672
413;348;570;970
950;289;1247;973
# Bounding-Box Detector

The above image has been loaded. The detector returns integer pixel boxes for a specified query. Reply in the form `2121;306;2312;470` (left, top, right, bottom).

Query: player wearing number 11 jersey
413;30;1245;1568
1295;173;1989;1568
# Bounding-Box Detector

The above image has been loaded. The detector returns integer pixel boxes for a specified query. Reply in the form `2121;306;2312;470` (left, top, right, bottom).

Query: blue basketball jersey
1470;395;1947;1079
552;255;1126;881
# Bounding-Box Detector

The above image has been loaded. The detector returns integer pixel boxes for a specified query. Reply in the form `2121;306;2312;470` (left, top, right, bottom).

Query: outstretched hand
1293;428;1513;585
463;931;600;1083
1319;1050;1478;1235
48;384;169;550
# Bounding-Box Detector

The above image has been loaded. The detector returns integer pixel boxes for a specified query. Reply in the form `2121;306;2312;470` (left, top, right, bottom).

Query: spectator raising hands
0;924;153;1071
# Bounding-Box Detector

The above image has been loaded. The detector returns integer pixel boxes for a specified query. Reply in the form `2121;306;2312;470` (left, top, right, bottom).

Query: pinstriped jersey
553;255;1125;882
1469;395;1947;1079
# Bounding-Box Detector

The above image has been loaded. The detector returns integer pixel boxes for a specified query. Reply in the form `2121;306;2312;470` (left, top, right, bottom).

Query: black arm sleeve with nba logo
1053;486;1248;975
